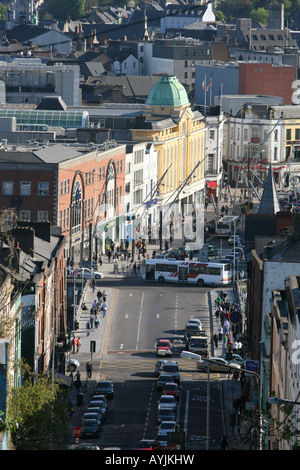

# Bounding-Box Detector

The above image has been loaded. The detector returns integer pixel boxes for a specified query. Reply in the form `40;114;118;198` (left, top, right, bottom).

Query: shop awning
206;181;218;188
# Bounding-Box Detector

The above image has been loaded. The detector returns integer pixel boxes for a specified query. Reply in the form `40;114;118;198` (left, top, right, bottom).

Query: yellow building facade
131;76;207;207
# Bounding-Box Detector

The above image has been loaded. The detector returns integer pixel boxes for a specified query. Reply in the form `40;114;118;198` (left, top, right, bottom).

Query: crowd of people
85;289;108;333
213;289;244;357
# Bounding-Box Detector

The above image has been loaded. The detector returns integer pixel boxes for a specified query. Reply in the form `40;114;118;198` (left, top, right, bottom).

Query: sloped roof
257;166;281;215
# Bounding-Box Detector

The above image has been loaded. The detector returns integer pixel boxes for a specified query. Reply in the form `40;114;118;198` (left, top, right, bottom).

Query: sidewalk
66;276;118;442
210;288;250;450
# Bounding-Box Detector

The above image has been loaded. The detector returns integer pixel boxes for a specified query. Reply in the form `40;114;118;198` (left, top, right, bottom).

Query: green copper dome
146;76;189;107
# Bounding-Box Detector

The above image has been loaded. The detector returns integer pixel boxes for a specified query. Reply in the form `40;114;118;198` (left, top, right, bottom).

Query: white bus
215;215;240;237
144;259;232;286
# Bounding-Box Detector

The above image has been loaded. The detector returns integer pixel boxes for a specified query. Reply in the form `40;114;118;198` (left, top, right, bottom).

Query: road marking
100;288;119;357
136;292;144;350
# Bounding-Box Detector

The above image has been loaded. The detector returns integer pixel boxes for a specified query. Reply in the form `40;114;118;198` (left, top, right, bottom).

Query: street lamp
269;397;300;406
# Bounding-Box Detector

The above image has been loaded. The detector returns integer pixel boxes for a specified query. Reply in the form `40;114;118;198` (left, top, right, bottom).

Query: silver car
157;395;177;412
197;357;241;373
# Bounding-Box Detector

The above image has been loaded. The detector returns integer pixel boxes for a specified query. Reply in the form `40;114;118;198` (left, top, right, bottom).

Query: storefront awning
206;181;218;188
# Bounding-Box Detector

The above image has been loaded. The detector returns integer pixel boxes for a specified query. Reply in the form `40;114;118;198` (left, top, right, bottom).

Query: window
286;129;291;140
99;167;102;180
2;181;13;196
209;130;215;140
261;35;266;40
20;210;31;221
274;147;278;161
38;182;49;197
20;181;31;196
295;129;300;140
274;129;278;141
134;169;143;185
156;263;178;273
184;61;188;68
120;160;122;173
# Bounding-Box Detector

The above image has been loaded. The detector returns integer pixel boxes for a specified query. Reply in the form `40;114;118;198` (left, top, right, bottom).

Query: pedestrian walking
86;361;93;379
91;278;96;292
221;435;228;450
218;325;223;341
71;337;76;354
97;290;102;301
75;377;82;393
76;337;81;353
213;332;218;348
102;301;108;317
90;314;94;329
94;312;100;328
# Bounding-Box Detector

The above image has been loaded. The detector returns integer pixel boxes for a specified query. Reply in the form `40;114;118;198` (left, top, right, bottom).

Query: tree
8;362;70;450
46;0;86;20
250;7;269;24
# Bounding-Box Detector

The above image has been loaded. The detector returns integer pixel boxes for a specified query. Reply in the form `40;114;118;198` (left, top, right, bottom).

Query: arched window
72;179;82;234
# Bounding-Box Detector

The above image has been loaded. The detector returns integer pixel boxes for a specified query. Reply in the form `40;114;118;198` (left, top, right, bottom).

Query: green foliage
46;0;86;20
216;0;300;21
8;363;70;450
0;3;7;20
250;7;269;23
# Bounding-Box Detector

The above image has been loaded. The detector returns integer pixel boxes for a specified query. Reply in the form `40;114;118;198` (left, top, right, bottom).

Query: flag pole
204;75;207;115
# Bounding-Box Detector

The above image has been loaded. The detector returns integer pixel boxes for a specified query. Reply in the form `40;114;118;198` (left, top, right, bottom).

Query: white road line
136;292;144;350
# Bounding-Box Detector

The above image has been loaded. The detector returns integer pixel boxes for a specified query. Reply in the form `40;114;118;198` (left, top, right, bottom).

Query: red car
162;382;180;401
132;440;162;450
156;339;172;356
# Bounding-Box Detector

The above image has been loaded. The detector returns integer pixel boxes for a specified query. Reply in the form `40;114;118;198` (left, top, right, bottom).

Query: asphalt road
77;282;229;450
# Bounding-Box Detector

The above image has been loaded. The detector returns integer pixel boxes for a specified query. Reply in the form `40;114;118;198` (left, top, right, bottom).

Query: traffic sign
230;310;242;324
245;359;259;373
72;426;82;438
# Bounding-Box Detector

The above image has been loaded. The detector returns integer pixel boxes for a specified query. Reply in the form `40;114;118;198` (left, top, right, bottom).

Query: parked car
157;374;174;391
94;380;114;399
197;357;241;373
132;439;161;450
160;361;181;383
162;382;180;401
82;413;102;427
157;395;177;412
70;267;104;279
155;433;168;448
157;420;177;434
156;339;172;356
81;419;101;438
67;443;101;450
157;408;176;424
155;359;170;377
228;235;241;246
87;406;107;419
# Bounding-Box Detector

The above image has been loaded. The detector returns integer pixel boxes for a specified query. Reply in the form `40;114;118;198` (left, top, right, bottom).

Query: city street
67;259;246;450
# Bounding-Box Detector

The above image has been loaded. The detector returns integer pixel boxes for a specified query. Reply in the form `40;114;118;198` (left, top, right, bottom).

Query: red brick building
0;142;126;264
239;62;295;105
